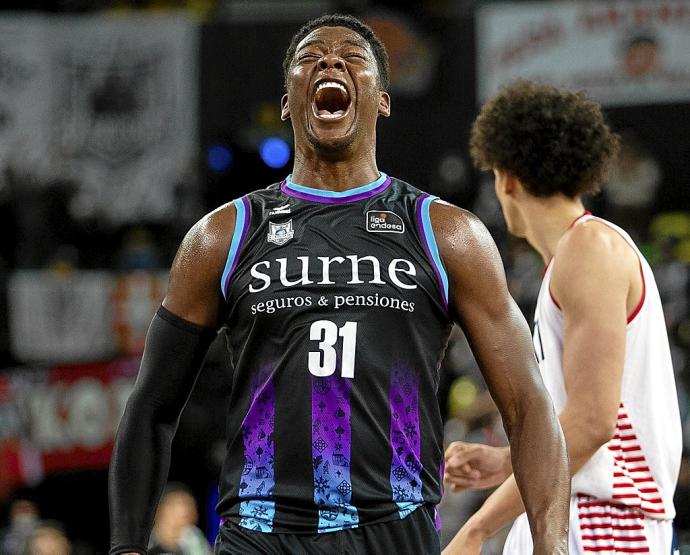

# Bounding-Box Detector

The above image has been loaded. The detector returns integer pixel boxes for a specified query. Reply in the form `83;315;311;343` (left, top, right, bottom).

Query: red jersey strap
569;210;592;229
627;262;646;324
547;213;646;323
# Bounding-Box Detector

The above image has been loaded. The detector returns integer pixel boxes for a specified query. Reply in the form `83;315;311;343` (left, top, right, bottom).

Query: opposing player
109;17;569;555
444;80;682;554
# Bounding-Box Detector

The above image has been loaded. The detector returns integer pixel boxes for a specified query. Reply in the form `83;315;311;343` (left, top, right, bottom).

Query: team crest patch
267;219;294;245
366;211;404;233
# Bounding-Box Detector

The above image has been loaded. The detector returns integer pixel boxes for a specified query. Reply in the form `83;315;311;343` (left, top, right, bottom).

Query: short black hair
470;80;620;198
282;13;390;91
625;34;657;49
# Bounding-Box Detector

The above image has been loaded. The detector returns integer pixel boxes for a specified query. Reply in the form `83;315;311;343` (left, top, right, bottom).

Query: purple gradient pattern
389;367;424;519
311;375;359;531
238;368;276;532
435;460;444;530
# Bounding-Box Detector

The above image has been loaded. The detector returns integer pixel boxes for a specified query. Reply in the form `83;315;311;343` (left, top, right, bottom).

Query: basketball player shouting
444;80;682;554
109;17;569;555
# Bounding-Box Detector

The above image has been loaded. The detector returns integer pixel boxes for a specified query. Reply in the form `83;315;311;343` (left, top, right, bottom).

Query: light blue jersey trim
286;172;388;198
420;195;449;307
220;197;249;300
396;500;424;520
317;505;360;533
238;500;276;532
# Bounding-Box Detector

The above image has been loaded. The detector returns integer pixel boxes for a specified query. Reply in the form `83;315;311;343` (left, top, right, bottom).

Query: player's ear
504;173;516;195
494;169;516;196
280;94;290;121
378;91;390;118
504;173;523;196
495;169;519;196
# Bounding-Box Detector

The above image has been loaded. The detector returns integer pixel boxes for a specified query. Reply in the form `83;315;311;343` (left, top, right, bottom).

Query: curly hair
282;13;390;91
470;80;620;198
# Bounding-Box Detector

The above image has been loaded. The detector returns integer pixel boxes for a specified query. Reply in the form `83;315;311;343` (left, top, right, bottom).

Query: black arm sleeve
108;305;216;555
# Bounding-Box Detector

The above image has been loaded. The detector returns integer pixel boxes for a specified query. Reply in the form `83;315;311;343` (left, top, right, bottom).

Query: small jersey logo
267;219;294;245
268;203;291;216
366;211;404;234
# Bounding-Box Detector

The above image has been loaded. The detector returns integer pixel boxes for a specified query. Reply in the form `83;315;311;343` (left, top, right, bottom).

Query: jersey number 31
308;320;357;378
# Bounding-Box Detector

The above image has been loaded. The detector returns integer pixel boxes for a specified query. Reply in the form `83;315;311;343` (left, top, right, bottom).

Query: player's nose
318;53;345;71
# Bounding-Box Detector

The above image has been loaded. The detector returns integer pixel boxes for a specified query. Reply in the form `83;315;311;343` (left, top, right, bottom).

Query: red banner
0;358;139;499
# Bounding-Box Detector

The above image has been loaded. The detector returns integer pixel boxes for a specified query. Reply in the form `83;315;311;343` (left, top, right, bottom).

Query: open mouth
312;81;351;120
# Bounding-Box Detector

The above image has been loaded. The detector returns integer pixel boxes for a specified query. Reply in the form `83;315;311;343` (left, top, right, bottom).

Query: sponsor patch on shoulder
366;211;404;233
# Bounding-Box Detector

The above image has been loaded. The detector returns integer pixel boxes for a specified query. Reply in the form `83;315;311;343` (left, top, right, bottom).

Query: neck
519;195;587;263
290;144;380;191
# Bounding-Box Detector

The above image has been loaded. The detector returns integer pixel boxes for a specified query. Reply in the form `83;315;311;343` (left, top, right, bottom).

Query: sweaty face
283;26;389;154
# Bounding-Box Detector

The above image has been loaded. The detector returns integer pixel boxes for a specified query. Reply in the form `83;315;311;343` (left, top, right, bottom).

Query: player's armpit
430;201;569;553
163;202;237;329
429;201;543;430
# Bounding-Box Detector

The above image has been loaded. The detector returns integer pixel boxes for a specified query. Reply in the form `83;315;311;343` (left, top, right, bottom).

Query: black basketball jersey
216;173;452;534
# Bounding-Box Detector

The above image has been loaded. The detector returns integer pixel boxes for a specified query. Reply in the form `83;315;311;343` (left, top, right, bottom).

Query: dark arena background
0;1;688;553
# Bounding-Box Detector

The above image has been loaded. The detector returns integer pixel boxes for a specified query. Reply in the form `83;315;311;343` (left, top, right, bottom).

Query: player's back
217;174;452;533
534;214;682;519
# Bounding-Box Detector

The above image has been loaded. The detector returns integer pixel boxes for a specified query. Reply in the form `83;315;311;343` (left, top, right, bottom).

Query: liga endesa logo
366;211;404;233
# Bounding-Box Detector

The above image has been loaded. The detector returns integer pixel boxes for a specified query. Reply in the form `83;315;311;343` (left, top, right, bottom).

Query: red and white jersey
533;214;682;520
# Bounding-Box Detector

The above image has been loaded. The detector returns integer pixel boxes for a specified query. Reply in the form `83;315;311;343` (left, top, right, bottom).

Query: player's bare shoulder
551;218;639;309
172;202;236;277
429;199;503;268
428;198;512;318
555;219;638;276
163;202;237;327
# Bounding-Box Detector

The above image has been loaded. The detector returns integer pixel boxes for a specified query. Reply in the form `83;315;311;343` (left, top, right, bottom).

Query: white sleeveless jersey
533;214;682;520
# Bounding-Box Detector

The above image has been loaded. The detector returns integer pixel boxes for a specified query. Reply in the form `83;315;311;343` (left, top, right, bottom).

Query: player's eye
344;52;366;60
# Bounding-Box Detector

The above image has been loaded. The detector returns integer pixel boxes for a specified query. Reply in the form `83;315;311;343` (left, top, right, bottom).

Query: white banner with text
477;1;690;106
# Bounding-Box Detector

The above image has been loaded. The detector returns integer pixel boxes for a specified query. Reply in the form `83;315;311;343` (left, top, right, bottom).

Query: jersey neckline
281;173;391;204
569;210;592;229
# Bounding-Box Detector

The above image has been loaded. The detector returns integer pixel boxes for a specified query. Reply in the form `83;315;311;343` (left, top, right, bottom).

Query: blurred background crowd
0;0;688;553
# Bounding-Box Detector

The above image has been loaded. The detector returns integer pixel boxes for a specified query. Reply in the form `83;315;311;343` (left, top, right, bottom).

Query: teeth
318;111;345;119
316;81;347;94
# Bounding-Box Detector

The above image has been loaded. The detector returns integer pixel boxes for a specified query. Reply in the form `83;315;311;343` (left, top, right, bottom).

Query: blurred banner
8;271;115;362
363;10;439;97
477;1;690;106
0;358;138;499
7;270;167;363
0;14;199;224
0;16;53;183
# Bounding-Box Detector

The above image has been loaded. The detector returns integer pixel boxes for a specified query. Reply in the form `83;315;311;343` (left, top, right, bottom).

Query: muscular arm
551;223;631;474
431;201;569;554
108;205;235;554
444;221;634;553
